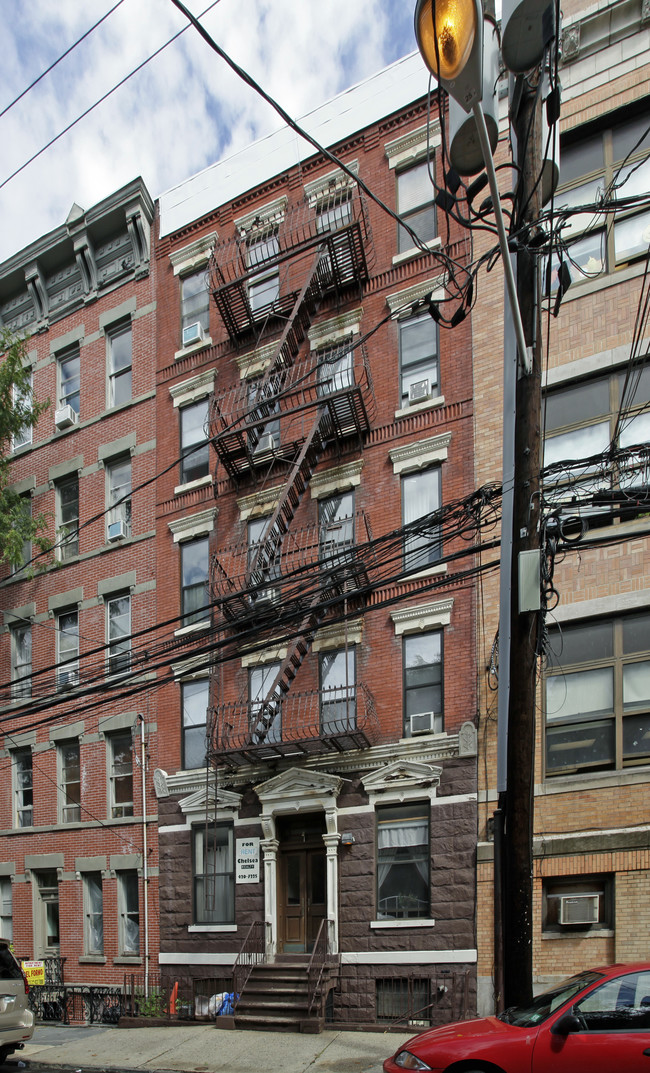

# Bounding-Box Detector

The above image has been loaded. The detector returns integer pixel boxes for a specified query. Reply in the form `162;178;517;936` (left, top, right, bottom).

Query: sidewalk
17;1022;415;1073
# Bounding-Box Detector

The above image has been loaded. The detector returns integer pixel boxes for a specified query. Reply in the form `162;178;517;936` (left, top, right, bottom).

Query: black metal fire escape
207;187;379;767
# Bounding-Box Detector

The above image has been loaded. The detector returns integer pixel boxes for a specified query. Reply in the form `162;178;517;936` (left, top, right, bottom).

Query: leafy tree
0;328;52;570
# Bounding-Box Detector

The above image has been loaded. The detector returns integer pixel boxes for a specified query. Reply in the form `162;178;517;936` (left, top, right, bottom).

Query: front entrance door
278;846;326;953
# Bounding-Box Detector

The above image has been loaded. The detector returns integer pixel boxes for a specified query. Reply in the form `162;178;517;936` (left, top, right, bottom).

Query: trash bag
217;992;238;1015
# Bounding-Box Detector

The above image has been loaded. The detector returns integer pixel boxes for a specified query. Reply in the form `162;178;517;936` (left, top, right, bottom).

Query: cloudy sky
0;0;416;264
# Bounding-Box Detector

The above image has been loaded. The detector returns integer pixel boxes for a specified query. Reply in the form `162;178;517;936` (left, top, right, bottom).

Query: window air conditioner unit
409;711;435;735
409;379;432;405
254;433;276;454
55;404;77;430
559;894;599;926
107;519;128;542
182;322;204;347
57;669;79;691
256;587;279;605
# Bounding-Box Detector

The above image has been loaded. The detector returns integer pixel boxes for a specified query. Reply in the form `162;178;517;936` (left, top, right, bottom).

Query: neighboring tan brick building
153;54;480;1028
473;0;650;1012
0;180;159;995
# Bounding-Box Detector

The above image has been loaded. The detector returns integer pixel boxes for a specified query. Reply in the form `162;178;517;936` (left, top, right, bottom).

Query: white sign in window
236;838;260;884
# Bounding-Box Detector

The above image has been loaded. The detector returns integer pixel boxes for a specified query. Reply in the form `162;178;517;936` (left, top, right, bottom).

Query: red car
384;963;650;1073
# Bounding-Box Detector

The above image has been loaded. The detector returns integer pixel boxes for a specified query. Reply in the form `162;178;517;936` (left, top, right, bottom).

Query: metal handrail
232;920;268;1008
306;917;336;1017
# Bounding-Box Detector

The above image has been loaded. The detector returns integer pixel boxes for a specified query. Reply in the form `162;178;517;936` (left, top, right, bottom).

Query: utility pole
501;75;543;1008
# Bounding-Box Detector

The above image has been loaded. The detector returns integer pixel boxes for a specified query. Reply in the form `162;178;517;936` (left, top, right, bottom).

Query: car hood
405;1015;517;1051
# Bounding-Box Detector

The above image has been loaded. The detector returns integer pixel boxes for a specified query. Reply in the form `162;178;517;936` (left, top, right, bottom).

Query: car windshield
498;971;604;1027
0;947;22;981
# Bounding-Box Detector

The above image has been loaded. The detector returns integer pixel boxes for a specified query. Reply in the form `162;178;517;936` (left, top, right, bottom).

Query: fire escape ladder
211;551;250;622
247;406;328;591
250;589;328;743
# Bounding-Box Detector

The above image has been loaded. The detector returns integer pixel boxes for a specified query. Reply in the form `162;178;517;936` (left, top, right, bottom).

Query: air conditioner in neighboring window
256;587;279;605
57;669;79;691
559;894;599;925
54;404;78;429
409;379;432;405
107;519;128;542
182;321;204;347
409;711;435;735
254;433;277;454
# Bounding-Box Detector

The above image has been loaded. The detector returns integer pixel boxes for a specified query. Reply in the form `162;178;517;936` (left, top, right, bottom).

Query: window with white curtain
545;612;650;775
118;871;139;955
402;467;441;571
376;803;430;919
320;648;356;734
193;825;234;924
83;872;104;954
316;340;354;396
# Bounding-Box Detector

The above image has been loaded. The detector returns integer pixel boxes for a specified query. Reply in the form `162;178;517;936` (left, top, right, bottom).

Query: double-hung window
11;624;31;699
396;162;436;254
107;322;132;407
247;517;280;605
13;749;33;828
552;109;650;286
57;475;79;560
316;340;354;397
545;612;650;775
181;270;209;345
107;457;132;539
117;871;139;954
181;537;210;626
12;371;33;450
249;661;281;743
316;192;353;283
109;732;134;818
182;678;209;770
399;313;439;408
36;871;60;955
247;378;280;454
404;631;443;737
402;468;442;571
0;878;12;942
57;346;80;416
180;399;210;484
247;230;280;314
56;609;79;690
193;824;235;924
319;492;354;565
376;803;430;920
59;740;81;822
83;873;104;955
107;593;131;675
320;648;356;734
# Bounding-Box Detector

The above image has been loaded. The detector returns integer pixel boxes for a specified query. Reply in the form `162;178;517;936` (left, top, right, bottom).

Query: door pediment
255;766;342;807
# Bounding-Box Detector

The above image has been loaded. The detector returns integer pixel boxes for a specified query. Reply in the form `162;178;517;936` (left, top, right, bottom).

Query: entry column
260;837;279;958
323;832;341;954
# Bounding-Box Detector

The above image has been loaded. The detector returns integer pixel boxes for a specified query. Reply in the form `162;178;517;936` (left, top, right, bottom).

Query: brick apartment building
0;179;159;994
153;53;480;1028
473;0;650;1012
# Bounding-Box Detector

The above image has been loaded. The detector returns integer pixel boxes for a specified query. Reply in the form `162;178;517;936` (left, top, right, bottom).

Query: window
402;468;441;571
543;874;613;934
57;346;80;415
181;537;210;626
249;662;281;743
319;491;354;563
109;732;133;818
316;341;354;397
193;825;235;924
12;372;33;449
17;496;32;574
404;631;443;737
11;624;31;699
83;873;104;955
57;475;79;560
107;322;132;407
316;192;353;284
399;313;438;407
247;517;280;603
545;612;650;775
320;648;355;734
0;878;12;943
573;968;650;1031
377;803;430;920
182;679;209;770
397;162;436;254
376;978;431;1027
117;871;139;955
180;399;210;485
56;609;79;690
247;230;280;313
59;740;81;822
181;270;210;341
35;871;60;955
13;749;33;828
107;593;131;675
107;457;132;538
247;378;280;453
543;364;650;527
552;108;650;285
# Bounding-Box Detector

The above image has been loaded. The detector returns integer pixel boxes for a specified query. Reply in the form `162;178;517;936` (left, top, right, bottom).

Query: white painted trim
168;508;217;542
386;275;446;314
234;196;288;237
188;925;237;934
174;475;213;497
169;368;215;406
158;824;189;834
309;460;363;500
390;432;452;474
552;591;650;623
392;238;442;267
341;949;477;965
391;598;454;636
395;396;446;421
385;122;441;169
308;308;363;350
371;919;435;929
170;232;217;275
304;161;359;204
158;952;236;966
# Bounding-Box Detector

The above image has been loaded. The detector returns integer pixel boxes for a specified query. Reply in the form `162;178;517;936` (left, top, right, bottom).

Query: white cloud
0;0;415;263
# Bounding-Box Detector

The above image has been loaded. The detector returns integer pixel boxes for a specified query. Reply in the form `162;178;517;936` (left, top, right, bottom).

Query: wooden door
278;847;326;953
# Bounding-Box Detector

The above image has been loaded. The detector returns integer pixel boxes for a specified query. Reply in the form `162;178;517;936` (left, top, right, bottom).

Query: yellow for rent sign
21;960;45;986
